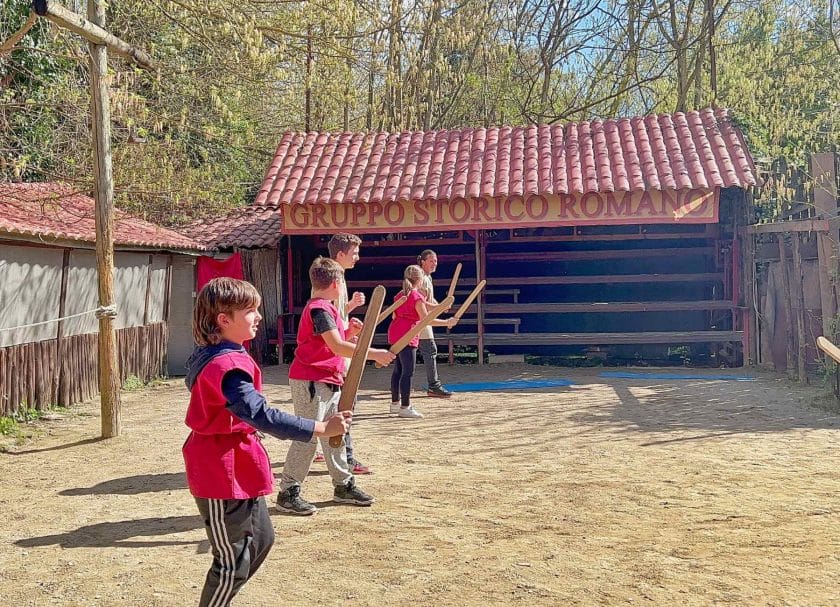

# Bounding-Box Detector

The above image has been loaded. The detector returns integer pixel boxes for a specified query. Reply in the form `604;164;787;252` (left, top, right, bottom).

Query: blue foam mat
599;371;756;381
443;379;575;392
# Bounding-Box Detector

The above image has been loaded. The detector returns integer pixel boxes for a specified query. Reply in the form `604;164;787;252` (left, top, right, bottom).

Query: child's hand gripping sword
375;296;455;367
328;285;386;449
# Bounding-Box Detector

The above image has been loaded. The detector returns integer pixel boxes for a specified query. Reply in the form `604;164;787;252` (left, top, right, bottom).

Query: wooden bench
445;330;744;346
455;288;520;303
451;317;521;333
484;273;724;286
482;300;736;314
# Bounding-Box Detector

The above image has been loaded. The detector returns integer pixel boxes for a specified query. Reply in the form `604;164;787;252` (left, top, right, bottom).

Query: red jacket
182;351;273;499
289;298;346;385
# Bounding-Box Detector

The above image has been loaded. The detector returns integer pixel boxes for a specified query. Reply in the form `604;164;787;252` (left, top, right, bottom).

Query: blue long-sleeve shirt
221;369;316;443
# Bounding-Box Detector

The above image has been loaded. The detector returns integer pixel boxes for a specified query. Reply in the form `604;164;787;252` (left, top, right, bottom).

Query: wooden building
258;108;759;366
0;183;204;415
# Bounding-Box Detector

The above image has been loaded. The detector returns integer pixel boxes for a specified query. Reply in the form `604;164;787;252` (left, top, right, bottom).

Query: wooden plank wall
0;322;168;416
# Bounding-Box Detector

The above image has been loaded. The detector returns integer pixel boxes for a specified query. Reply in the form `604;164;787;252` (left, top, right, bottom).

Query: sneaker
349;459;372;475
276;485;318;515
313;452;325;463
333;478;375;506
398;405;424;419
427;386;452;398
390;401;402;414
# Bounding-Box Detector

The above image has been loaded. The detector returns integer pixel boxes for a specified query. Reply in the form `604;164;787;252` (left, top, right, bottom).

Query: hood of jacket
184;341;245;390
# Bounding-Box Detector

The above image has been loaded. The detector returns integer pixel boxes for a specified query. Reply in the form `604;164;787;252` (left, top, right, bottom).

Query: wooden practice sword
453;279;486;320
376;295;455;367
328;285;386;448
817;336;840;364
376;294;407;325
446;263;462;299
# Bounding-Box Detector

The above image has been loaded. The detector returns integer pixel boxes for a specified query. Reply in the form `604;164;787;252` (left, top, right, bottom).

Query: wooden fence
0;322;168;416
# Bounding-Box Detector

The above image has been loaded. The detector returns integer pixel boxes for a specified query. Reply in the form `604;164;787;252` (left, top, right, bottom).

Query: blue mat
599;371;756;381
443;379;575;392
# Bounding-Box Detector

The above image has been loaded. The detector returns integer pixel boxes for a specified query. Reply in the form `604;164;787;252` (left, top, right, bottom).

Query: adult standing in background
417;249;453;398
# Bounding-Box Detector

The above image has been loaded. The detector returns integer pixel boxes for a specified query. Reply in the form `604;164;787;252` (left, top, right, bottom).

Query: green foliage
122;375;145;391
0;416;18;437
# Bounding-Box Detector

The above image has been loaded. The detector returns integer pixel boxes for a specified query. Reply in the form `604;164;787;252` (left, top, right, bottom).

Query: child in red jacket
387;265;457;419
276;257;394;515
183;277;350;607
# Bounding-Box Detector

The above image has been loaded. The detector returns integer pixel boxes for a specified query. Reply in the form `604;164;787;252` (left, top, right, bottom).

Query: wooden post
475;230;485;366
777;234;795;378
55;248;71;404
88;0;121;437
790;234;808;383
143;254;154;326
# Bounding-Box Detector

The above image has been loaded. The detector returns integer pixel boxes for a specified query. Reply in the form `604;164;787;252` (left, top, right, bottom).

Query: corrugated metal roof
255;107;756;207
0;182;204;251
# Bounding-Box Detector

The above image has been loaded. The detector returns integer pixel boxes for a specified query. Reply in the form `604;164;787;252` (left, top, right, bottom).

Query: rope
0;305;118;333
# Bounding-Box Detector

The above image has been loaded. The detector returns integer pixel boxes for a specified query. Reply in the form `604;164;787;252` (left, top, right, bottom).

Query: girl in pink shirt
388;265;457;418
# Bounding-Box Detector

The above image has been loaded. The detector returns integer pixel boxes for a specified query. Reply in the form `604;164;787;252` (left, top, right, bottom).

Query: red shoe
313;452;325;463
350;460;372;475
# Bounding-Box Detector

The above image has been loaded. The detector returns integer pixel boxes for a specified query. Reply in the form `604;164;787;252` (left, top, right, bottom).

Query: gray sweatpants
195;496;274;607
278;379;352;492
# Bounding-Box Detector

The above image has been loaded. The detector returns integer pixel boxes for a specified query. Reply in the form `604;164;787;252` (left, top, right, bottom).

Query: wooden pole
790;234;808;384
777;234;795;378
55;248;71;405
88;0;121;437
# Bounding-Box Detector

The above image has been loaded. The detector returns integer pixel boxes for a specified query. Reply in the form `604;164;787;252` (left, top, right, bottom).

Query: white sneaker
390;401;401;414
398;406;424;419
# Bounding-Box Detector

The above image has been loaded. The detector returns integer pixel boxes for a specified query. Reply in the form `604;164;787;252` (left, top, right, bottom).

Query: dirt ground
1;363;838;607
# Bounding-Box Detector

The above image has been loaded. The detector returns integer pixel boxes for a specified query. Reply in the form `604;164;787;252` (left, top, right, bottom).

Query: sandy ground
0;363;838;607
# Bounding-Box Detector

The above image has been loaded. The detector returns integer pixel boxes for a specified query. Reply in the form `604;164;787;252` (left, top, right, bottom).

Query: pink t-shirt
387;289;425;348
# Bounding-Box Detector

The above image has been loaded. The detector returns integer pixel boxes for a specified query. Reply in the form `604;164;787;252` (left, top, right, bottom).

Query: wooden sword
328;284;386;448
446;262;463;300
376;295;455;367
453;279;486;320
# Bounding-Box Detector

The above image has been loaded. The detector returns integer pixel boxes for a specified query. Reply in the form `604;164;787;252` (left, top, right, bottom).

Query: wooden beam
39;1;153;69
746;219;829;234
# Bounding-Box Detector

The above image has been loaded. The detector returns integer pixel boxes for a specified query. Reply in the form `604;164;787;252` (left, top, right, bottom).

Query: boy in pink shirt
276;257;394;515
183;277;351;607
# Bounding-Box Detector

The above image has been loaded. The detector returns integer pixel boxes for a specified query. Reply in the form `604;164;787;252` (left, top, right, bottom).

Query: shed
0;183;204;415
252;108;759;366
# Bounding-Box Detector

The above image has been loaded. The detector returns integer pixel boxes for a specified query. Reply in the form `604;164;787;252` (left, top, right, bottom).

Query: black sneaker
333;478;375;506
276;485;318;515
427;386;452;398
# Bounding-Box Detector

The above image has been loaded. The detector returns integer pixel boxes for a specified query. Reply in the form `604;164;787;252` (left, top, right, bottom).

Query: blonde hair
310;256;344;290
193;277;261;346
401;264;424;295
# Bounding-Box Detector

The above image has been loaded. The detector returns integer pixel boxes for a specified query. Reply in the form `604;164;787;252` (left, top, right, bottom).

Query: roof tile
253;108;757;208
0;183;203;251
182;206;281;250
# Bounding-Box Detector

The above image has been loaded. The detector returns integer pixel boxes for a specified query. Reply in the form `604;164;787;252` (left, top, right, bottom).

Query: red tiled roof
0;183;204;251
256;107;757;207
182;206;281;250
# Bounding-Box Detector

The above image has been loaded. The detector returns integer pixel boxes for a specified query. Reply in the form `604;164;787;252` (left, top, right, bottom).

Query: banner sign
280;188;719;234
